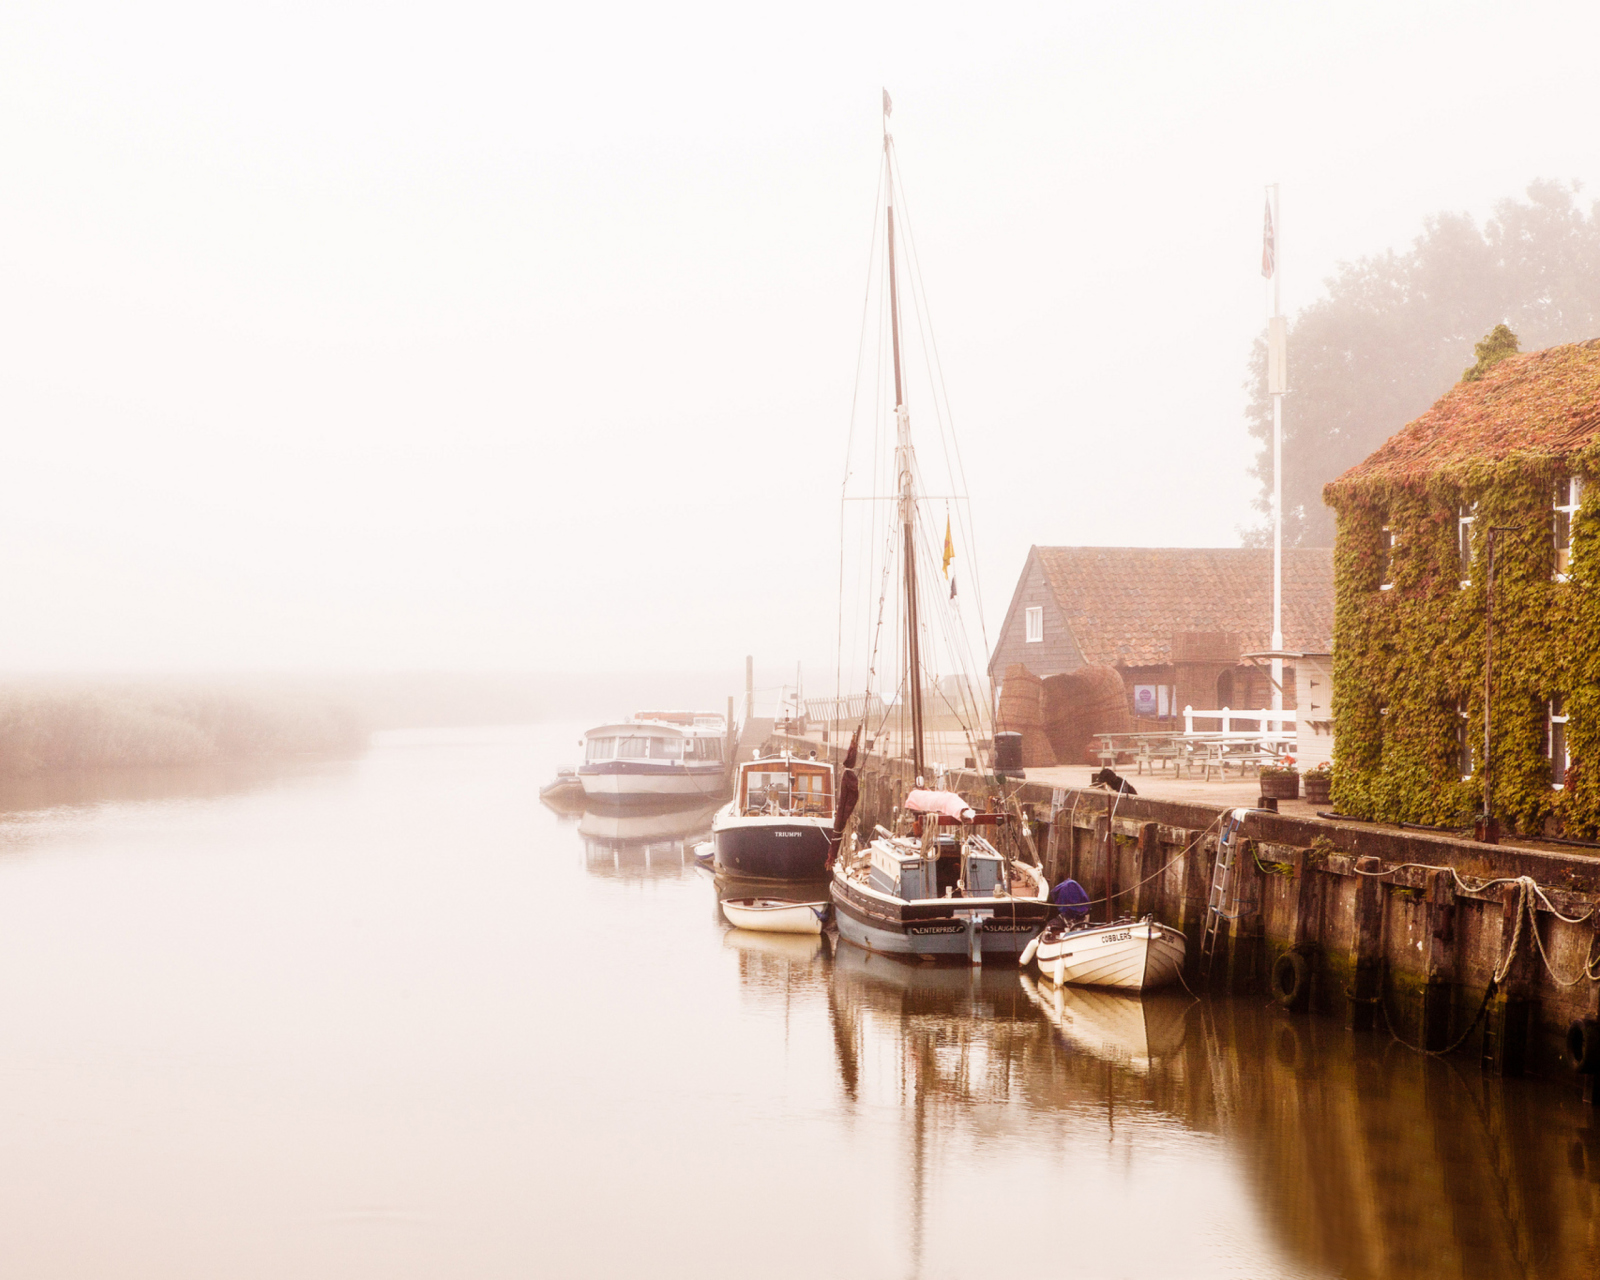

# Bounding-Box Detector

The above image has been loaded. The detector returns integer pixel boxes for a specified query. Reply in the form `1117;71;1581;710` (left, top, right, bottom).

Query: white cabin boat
577;711;729;805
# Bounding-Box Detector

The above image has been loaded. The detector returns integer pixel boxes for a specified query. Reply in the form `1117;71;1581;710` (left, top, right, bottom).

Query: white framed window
1456;700;1473;780
1024;606;1043;643
1380;525;1397;590
1555;476;1582;580
1458;502;1476;587
1549;695;1570;789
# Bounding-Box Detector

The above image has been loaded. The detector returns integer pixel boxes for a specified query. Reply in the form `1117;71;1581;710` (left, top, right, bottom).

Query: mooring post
1178;828;1209;950
1421;869;1458;1052
1483;883;1537;1077
1134;822;1160;917
1346;858;1386;1031
1095;814;1113;922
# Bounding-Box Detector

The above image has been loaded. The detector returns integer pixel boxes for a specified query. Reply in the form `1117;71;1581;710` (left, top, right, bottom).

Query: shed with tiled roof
988;546;1335;718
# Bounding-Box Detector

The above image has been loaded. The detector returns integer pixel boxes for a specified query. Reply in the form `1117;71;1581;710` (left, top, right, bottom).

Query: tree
1460;323;1519;382
1244;181;1600;547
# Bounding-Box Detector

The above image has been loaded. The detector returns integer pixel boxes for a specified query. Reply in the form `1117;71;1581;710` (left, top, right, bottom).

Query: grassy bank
0;682;368;777
0;670;747;778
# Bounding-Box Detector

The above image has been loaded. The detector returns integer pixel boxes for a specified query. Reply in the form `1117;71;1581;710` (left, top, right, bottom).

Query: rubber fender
1270;950;1311;1012
1567;1017;1600;1073
1019;935;1040;967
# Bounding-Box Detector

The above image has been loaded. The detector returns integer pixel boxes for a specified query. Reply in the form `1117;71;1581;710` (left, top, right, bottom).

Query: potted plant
1260;763;1301;800
1303;762;1333;805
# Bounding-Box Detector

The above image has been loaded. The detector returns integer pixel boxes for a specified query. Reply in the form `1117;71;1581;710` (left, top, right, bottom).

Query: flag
1261;196;1275;279
949;575;957;600
883;89;892;119
942;516;954;577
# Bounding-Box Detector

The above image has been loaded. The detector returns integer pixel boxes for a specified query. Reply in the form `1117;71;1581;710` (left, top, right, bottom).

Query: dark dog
1089;766;1137;796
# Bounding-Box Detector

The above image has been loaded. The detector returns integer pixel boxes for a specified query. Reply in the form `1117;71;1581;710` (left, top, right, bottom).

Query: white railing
1182;706;1298;736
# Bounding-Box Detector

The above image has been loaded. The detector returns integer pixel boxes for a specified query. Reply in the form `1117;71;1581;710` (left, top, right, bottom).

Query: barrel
994;732;1023;775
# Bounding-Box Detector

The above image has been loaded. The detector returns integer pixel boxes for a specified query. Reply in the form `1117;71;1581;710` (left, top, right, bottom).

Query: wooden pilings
772;732;1600;1079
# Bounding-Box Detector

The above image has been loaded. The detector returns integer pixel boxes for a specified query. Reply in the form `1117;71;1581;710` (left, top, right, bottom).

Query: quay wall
769;733;1600;1081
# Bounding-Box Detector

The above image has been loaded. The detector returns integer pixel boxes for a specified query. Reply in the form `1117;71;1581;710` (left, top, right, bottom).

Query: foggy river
0;723;1596;1279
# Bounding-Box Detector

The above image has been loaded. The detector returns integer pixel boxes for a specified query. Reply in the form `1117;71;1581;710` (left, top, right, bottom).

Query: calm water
0;723;1596;1278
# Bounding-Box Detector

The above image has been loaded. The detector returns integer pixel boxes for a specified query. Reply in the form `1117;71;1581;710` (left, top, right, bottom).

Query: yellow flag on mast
942;516;954;578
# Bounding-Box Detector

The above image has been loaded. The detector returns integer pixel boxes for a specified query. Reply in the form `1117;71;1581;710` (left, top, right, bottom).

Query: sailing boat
828;96;1051;963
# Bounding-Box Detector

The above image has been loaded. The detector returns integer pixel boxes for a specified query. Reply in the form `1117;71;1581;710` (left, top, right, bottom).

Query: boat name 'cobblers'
1101;931;1132;944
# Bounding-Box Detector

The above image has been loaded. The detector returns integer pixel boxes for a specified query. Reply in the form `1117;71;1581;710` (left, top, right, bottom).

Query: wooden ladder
1201;808;1249;976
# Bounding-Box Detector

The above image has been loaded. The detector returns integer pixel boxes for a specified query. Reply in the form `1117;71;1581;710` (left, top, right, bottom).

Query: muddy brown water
0;723;1594;1278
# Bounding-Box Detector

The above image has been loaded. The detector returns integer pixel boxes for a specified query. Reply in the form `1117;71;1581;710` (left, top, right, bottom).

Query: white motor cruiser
577;711;729;805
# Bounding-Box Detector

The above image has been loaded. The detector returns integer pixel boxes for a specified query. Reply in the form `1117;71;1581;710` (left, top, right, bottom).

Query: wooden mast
884;105;926;781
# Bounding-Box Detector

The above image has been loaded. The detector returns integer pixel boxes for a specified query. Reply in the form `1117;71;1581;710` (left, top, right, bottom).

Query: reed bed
0;682;369;776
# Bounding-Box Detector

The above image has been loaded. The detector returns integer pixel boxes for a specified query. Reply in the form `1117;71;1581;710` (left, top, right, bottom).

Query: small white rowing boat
721;898;830;935
1022;917;1186;992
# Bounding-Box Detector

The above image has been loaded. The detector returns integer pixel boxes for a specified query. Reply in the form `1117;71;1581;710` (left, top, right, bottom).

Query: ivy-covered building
1323;337;1600;835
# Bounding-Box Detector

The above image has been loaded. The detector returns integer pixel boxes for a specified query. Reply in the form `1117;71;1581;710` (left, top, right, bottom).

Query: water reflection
0;755;351;818
577;800;718;881
734;941;1600;1279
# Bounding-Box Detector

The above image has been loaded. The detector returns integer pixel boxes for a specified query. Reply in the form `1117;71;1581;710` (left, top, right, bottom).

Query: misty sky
2;1;1597;679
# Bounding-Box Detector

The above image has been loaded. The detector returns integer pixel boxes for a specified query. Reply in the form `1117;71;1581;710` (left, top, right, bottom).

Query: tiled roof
1329;338;1600;493
1033;547;1335;667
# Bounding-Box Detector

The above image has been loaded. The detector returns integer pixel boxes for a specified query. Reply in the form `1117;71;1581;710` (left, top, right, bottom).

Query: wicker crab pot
1259;767;1301;800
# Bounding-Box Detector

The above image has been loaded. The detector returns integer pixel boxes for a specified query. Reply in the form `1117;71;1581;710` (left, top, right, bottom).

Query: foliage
1259;764;1299;778
1243;181;1600;546
1460;324;1520;382
0;682;368;776
1305;760;1333;775
1325;446;1600;836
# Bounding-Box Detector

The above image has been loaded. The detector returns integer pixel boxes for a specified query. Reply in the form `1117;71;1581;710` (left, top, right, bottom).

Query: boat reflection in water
577;800;719;881
1020;971;1192;1074
730;938;1600;1278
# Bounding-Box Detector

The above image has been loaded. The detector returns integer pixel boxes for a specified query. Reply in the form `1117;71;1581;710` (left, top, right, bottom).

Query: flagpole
1269;183;1284;730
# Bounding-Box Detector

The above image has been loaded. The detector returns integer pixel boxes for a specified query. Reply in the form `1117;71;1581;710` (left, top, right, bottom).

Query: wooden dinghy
1023;917;1187;992
721;898;830;935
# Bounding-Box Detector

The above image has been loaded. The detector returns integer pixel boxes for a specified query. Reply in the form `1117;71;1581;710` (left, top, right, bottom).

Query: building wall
1327;463;1596;834
1296;654;1334;770
988;553;1084;685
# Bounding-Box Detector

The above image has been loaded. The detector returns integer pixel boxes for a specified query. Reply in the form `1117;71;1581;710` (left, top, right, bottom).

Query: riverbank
0;680;368;776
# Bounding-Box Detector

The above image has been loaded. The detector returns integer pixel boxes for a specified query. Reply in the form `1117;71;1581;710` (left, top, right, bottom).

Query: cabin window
1555;476;1582;580
688;738;723;762
585;736;616;762
1380;526;1397;590
746;771;791;812
1458;503;1476;586
1025;606;1043;643
651;737;683;759
792;773;830;815
1549;695;1570;788
615;736;651;758
1456;700;1473;779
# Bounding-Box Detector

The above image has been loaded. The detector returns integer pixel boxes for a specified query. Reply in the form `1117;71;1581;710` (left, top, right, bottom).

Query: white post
1269;184;1285;733
1184;705;1194;735
1222;707;1232;735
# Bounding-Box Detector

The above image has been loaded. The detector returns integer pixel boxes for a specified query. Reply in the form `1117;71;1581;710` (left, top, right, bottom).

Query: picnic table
1094;731;1291;780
